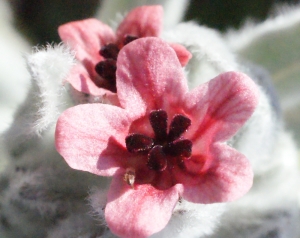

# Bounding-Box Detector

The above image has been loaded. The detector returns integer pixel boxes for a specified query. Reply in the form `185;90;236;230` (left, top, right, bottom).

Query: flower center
94;35;138;92
125;110;192;173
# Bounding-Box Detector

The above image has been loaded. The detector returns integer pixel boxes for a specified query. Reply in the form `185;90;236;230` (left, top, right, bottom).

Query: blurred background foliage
185;0;299;30
9;0;299;44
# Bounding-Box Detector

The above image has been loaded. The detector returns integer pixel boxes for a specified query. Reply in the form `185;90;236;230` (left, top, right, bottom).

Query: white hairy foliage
226;4;300;52
225;4;300;148
0;0;30;133
162;22;239;89
88;186;110;234
46;213;103;238
2;44;75;156
0;0;31;175
25;44;75;135
151;201;226;238
0;129;106;238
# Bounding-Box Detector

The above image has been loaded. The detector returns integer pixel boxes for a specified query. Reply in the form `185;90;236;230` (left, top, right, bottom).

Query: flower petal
116;5;163;41
169;43;192;66
184;71;259;147
116;37;189;118
55;104;131;176
105;174;179;238
65;63;118;102
180;143;253;203
58;18;116;79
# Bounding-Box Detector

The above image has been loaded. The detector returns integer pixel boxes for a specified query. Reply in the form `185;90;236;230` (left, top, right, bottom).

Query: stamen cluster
125;109;192;172
95;35;138;92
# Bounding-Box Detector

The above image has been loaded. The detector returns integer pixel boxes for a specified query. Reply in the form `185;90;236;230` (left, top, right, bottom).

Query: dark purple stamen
168;115;191;142
123;35;139;45
95;59;117;84
164;139;192;158
149;110;168;142
99;43;119;60
125;110;192;172
95;36;139;92
126;134;154;153
147;145;167;171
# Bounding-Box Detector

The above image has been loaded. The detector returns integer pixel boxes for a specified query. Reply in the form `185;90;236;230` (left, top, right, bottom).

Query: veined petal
184;71;259;149
55;104;131;176
105;174;179;238
180;143;253;203
58;18;116;79
116;37;189;118
116;5;163;40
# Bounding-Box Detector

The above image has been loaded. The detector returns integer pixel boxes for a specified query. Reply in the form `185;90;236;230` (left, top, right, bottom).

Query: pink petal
179;143;253;203
55;104;131;176
65;64;118;103
184;71;259;149
105;174;179;238
58;18;116;79
116;5;163;41
169;43;192;66
116;37;189;118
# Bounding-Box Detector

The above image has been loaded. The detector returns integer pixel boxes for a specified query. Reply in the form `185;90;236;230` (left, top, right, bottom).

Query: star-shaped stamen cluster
125;109;192;171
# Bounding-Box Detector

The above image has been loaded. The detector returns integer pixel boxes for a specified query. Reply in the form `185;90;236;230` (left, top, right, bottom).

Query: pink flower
58;5;191;103
55;38;259;237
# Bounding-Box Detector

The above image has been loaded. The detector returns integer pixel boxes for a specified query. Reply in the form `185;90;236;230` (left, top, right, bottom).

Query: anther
123;35;139;45
168;115;191;141
95;59;117;84
147;145;167;171
126;134;154;153
164;139;192;158
149;110;168;142
99;43;119;60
